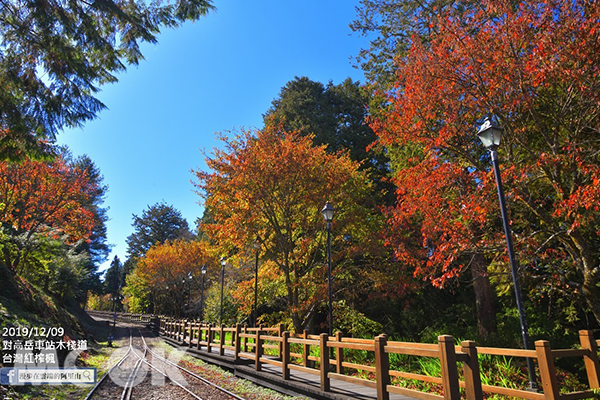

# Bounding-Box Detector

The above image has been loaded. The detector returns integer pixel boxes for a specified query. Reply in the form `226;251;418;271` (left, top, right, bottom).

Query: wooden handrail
100;312;600;400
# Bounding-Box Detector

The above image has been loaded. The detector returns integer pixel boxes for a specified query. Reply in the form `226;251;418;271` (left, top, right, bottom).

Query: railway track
85;327;246;400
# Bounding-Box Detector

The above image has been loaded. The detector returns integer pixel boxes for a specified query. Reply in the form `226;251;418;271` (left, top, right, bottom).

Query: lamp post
164;285;169;315
200;265;207;322
477;118;538;390
253;237;260;328
321;201;334;337
184;272;192;317
220;257;226;325
111;294;118;329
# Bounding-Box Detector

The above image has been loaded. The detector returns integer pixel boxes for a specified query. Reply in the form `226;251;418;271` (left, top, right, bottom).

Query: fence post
207;324;213;353
234;324;241;363
461;341;483;400
231;324;236;347
197;323;203;350
303;329;310;368
536;340;559;400
219;324;225;356
243;324;248;353
374;334;390;400
438;335;460;400
282;331;290;380
336;331;344;374
579;330;600;388
255;328;263;372
320;333;330;392
278;323;284;358
188;322;193;348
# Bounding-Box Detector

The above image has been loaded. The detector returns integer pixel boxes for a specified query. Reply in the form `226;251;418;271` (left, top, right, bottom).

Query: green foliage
122;265;151;313
350;0;464;87
126;202;193;258
0;0;214;160
333;300;383;337
264;76;393;204
477;354;522;389
104;256;122;295
203;281;242;326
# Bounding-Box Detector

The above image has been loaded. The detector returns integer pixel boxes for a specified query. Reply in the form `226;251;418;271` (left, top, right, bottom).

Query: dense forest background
1;0;599;360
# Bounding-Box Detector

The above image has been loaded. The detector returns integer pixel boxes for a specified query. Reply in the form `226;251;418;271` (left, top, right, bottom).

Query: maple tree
194;123;377;332
351;0;465;86
126;239;213;316
0;157;96;275
370;0;600;331
264;77;393;205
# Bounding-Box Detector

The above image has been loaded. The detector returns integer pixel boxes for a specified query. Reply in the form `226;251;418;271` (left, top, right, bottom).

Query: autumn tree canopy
194;123;377;332
371;0;600;329
125;239;212;316
0;157;96;273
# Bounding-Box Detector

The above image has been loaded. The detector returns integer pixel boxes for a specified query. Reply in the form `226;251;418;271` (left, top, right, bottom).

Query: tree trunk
581;267;600;327
569;231;600;327
470;253;497;339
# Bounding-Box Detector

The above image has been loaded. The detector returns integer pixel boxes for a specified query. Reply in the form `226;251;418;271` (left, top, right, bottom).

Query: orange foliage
136;239;213;290
371;0;600;319
194;123;374;331
0;157;96;270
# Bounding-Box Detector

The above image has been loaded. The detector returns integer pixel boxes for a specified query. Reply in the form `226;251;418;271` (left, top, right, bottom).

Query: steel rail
121;328;147;400
137;328;246;400
84;331;134;400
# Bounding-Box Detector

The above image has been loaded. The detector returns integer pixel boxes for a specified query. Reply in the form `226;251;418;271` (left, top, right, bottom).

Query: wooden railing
86;310;155;324
157;318;600;400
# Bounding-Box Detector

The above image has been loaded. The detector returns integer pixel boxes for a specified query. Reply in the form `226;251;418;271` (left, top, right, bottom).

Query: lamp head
201;265;207;275
321;201;334;222
477;118;503;150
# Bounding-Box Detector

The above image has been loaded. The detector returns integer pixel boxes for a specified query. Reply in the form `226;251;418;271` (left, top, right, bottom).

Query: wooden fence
157;318;600;400
86;310;155;324
86;311;600;400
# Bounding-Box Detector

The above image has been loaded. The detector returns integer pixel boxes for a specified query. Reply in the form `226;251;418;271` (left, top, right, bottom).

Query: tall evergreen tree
264;76;392;204
104;256;122;295
0;0;214;160
126;202;192;258
68;153;110;303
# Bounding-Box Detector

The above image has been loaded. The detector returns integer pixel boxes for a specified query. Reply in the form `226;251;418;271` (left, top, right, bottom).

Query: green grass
0;281;122;400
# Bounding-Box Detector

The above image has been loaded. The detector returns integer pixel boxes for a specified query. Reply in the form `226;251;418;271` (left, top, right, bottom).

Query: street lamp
220;257;226;325
185;272;193;317
200;265;207;321
321;201;334;337
253;237;260;328
164;285;169;315
111;294;122;329
477;118;538;390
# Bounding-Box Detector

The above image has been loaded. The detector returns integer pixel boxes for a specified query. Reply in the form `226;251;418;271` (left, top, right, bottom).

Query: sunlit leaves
0;157;96;271
194;123;374;331
0;0;214;159
371;0;600;323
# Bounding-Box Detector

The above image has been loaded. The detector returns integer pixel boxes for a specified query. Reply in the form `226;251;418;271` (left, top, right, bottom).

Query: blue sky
57;0;370;273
